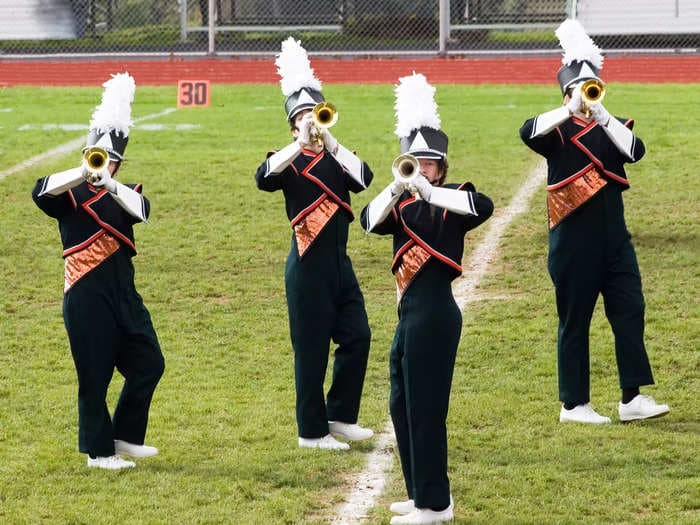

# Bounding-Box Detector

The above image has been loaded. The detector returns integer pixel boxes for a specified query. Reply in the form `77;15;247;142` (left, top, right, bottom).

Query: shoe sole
619;409;670;422
115;448;158;458
559;418;611;424
329;431;373;441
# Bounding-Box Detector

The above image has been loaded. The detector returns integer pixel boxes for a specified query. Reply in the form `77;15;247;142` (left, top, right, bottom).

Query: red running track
1;55;699;86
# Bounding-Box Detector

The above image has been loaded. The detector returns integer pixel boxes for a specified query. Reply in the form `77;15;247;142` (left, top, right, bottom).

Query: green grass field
0;83;698;524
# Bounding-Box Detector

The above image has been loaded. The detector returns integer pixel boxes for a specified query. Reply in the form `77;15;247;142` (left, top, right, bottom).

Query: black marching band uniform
361;73;493;523
255;38;374;447
32;74;164;468
519;20;668;423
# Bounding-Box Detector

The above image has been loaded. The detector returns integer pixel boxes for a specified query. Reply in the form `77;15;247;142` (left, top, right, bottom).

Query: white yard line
0;108;176;182
333;159;547;524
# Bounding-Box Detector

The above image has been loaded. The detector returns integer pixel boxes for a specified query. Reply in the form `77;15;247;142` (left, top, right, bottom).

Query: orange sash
547;168;608;230
394;244;432;302
293;197;339;257
64;233;120;292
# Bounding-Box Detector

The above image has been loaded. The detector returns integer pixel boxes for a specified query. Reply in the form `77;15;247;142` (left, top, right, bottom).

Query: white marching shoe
328;421;374;441
390;499;416;515
389;500;454;524
87;454;135;470
559;403;611;424
619;395;670;422
114;440;159;458
298;434;350;450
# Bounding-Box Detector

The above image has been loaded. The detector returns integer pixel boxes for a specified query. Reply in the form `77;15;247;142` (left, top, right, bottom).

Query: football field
0;83;698;524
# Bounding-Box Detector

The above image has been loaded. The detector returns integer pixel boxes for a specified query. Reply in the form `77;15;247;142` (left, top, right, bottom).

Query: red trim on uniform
290;194;327;226
547;163;596;191
395;199;463;274
67;188;78;210
300;151;354;217
391;239;414;269
569;123;630;187
81;190;136;251
555;127;564;145
63;229;107;257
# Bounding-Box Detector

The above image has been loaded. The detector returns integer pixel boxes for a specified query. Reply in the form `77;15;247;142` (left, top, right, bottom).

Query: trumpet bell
392;153;420;183
83;147;109;172
82;146;109;183
580;79;606;117
312;101;338;129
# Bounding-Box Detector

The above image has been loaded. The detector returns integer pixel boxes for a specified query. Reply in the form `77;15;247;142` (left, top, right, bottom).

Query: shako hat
84;72;135;161
395;72;447;160
275;37;325;122
555;19;604;95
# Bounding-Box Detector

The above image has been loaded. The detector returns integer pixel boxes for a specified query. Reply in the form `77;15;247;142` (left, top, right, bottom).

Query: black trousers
285;216;371;439
548;188;653;405
390;261;461;511
63;251;164;457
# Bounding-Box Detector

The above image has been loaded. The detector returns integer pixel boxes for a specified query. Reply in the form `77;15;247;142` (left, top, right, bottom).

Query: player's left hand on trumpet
320;127;338;155
588;101;611;126
411;174;433;201
89;169;117;193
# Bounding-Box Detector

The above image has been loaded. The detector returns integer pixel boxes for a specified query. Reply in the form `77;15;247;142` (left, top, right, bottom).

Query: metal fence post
439;0;449;56
208;0;216;55
180;0;188;42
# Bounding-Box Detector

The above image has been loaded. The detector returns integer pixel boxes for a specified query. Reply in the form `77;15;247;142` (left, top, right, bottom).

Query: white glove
565;84;583;114
321;127;339;154
588;102;611;126
412;174;433;201
90;170;117;193
296;113;314;146
390;179;406;196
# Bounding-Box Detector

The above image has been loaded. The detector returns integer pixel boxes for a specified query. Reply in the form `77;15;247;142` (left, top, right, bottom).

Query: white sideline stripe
453;160;546;310
333;159;546;524
0;108;176;182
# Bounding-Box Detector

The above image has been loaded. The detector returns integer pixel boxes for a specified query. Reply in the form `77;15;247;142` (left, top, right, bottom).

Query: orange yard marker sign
177;80;210;107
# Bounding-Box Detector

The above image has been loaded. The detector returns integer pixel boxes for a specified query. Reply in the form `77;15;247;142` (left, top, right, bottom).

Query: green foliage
0;83;698;524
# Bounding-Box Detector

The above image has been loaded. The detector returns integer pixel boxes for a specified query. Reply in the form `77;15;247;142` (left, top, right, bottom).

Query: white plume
89;72;135;137
275;37;322;96
394;72;441;138
555;19;603;70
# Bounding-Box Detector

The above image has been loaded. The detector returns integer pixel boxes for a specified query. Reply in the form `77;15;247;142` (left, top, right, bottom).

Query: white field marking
16;122;199;132
333;159;546;524
0;108;176;182
454;159;546;310
0;108;13;112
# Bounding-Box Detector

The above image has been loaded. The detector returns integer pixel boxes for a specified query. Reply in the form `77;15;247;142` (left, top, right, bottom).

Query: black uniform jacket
255;148;374;226
360;182;494;278
32;180;149;257
519;115;645;190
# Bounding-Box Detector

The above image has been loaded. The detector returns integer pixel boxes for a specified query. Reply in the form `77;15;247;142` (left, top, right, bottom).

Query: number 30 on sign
177;80;210;108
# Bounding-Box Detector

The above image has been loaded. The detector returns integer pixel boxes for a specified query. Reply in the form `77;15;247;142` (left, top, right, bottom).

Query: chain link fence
1;0;698;57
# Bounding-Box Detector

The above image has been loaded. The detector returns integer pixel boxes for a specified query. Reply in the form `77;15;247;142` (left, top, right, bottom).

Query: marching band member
360;73;493;524
254;38;375;450
519;20;669;424
32;73;164;469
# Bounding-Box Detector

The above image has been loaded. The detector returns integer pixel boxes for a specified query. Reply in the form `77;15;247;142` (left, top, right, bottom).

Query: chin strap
602;118;637;161
37;167;85;197
264;141;303;176
427;186;478;216
364;184;401;233
529;106;571;138
109;181;148;223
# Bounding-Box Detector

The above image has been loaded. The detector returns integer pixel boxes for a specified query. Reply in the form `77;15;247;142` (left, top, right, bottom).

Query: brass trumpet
392;153;421;193
82;146;109;184
310;101;338;145
580;78;606;118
